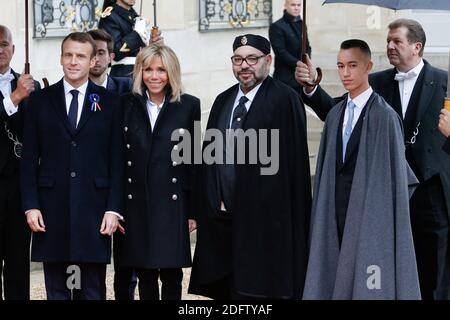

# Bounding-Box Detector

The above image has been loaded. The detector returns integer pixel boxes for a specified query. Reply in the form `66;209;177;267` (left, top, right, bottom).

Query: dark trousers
43;262;106;300
0;174;30;300
113;234;137;300
135;268;183;300
110;65;133;78
113;265;137;300
410;175;450;300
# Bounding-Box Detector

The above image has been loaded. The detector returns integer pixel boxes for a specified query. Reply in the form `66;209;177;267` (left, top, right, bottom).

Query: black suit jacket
443;137;450;155
0;70;40;176
20;79;124;263
303;60;450;213
106;75;132;94
269;10;311;89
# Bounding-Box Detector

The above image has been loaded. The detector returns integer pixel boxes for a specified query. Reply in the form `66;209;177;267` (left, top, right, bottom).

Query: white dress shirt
342;86;373;138
63;79;88;127
0;68;18;116
146;92;165;130
396;59;424;118
100;76;108;89
229;82;263;128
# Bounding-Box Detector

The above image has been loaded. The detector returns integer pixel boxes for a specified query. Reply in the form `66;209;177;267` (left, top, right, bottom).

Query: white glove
134;17;149;44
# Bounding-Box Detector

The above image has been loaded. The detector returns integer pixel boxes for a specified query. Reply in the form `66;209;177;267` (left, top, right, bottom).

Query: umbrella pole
302;0;322;86
25;0;49;86
25;0;29;74
151;0;159;40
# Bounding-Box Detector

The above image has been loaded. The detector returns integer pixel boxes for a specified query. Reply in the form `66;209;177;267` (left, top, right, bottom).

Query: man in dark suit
21;32;124;300
88;29;132;93
87;28;136;300
296;19;449;300
269;0;311;92
0;25;40;300
189;34;311;299
98;0;147;77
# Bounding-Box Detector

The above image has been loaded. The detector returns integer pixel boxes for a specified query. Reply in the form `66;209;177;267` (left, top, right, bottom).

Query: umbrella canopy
322;0;450;10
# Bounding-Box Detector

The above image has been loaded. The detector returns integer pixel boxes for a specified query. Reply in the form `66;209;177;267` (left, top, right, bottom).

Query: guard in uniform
98;0;147;77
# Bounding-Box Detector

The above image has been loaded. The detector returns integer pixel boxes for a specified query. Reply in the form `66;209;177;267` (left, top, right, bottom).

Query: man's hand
100;212;119;236
188;219;197;233
26;209;46;232
295;54;317;94
117;221;125;234
439;108;450;138
10;73;36;106
150;28;164;45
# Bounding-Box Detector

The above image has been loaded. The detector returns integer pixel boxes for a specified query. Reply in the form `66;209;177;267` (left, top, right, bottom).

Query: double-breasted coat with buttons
117;92;200;269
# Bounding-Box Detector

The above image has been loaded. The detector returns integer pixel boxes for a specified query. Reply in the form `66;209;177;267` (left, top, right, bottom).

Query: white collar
347;86;373;109
63;79;89;96
396;59;424;77
100;76;108;89
0;68;12;77
236;81;263;104
146;91;165;108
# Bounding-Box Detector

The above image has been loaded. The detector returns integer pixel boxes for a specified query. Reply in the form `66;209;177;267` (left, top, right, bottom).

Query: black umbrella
323;0;450;10
322;0;450;96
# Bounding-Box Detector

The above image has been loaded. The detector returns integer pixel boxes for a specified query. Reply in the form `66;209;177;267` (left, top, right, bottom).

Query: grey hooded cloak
303;92;421;300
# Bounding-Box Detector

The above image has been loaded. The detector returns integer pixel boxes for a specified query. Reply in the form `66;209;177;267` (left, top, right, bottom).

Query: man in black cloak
189;34;312;299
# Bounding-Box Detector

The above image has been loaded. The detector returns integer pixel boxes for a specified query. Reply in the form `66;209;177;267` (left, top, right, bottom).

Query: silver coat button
173;145;179;151
127;161;132;167
172;194;178;201
124;127;128;132
172;178;177;183
178;128;185;135
126;144;130;149
128;194;133;200
128;178;132;183
70;172;76;178
172;161;177;167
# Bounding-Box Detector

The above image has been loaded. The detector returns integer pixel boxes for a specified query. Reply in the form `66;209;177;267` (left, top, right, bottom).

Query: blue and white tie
342;100;356;161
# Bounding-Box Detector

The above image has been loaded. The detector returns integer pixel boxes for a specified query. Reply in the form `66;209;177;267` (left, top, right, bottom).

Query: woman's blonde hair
132;44;182;103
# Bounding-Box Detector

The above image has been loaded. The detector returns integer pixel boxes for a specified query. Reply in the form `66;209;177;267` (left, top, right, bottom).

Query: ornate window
199;0;272;32
33;0;105;38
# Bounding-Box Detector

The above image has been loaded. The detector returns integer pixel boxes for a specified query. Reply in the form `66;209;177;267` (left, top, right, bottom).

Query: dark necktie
68;89;79;129
231;96;249;129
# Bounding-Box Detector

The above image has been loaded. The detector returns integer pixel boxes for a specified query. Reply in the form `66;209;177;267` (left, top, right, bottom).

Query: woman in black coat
118;45;200;300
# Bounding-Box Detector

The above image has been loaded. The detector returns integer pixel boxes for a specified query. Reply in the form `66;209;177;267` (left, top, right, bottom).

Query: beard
236;63;269;91
90;65;108;77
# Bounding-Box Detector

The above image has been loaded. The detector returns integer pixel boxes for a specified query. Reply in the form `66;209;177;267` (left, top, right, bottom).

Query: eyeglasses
230;55;266;66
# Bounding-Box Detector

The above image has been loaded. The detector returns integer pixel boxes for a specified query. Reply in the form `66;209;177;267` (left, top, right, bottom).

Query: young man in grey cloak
303;39;421;299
